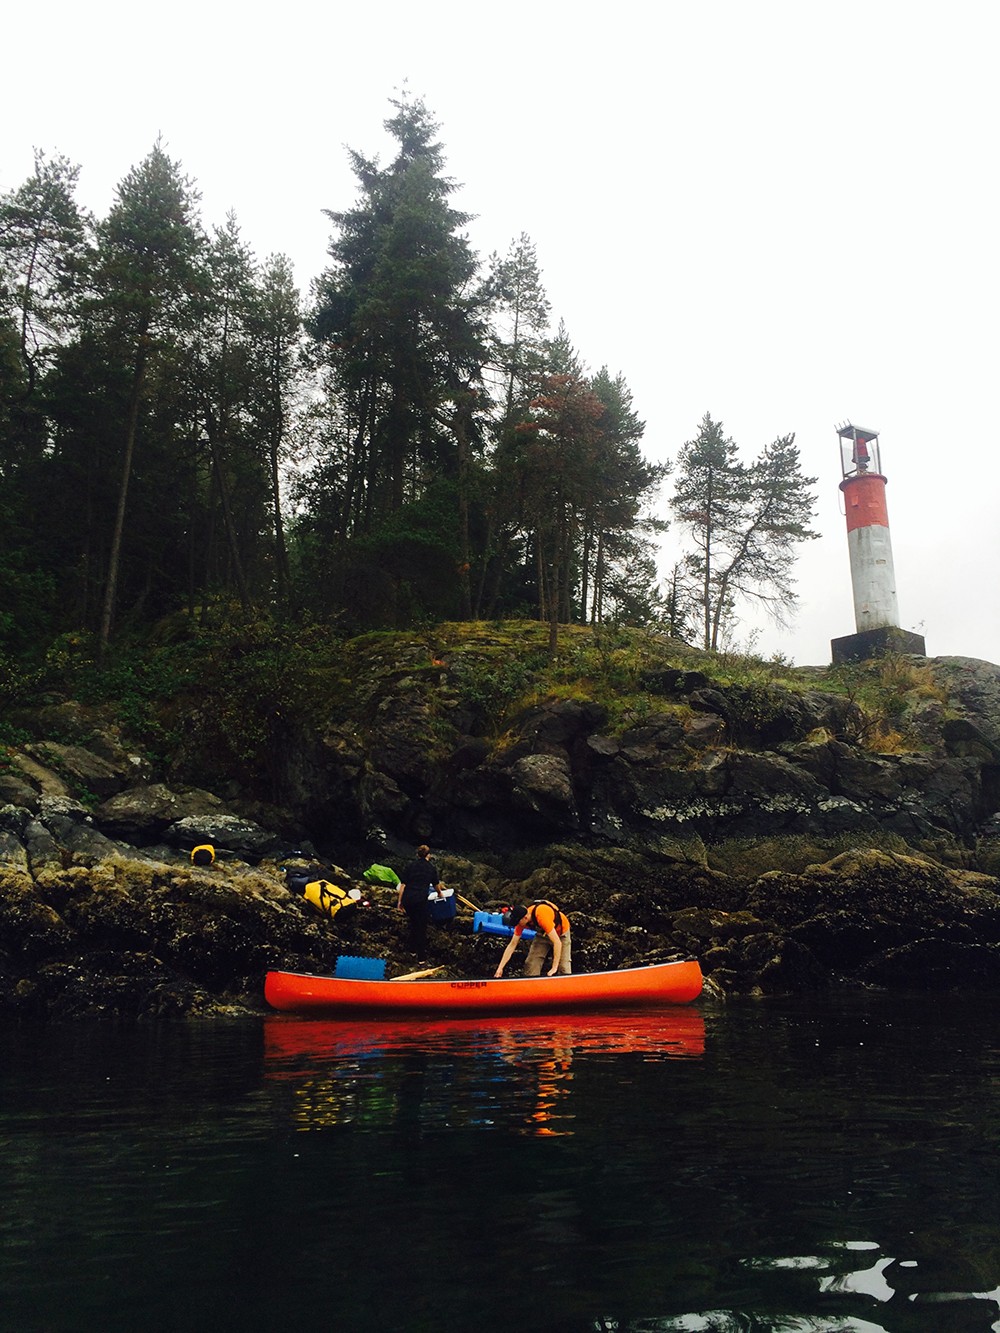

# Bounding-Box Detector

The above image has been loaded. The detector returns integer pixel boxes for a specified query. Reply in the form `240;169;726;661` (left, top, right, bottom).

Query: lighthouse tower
830;422;926;664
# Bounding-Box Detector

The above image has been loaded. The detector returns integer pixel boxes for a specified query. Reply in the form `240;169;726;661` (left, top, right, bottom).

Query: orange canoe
264;959;703;1015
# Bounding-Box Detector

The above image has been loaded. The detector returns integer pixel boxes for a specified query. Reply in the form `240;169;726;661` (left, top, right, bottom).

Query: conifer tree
0;147;90;621
483;232;550;423
660;560;699;641
310;94;487;532
671;413;817;649
83;140;206;655
584;368;668;624
0;149;89;404
515;371;606;651
471;236;550;617
248;253;301;607
305;95;490;626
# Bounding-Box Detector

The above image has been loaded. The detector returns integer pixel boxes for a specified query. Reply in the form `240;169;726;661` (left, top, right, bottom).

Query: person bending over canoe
495;901;571;978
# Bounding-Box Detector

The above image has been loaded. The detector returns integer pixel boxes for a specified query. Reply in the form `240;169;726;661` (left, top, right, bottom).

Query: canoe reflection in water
263;1009;706;1136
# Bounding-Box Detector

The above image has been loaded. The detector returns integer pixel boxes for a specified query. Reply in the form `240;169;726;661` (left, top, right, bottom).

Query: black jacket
400;858;439;902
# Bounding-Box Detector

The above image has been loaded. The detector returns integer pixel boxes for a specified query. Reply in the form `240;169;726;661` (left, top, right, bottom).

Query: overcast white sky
5;0;998;667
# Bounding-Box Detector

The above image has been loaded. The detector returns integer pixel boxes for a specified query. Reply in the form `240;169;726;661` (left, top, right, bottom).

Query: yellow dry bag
302;879;362;922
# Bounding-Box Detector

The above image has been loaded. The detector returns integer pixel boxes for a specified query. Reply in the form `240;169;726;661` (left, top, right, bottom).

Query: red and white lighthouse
830;422;925;664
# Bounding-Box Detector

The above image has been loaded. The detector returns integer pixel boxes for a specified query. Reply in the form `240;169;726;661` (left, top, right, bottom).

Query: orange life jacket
523;900;568;936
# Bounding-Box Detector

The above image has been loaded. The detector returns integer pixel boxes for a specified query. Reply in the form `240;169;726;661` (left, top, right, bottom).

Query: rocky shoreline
2;640;1000;1019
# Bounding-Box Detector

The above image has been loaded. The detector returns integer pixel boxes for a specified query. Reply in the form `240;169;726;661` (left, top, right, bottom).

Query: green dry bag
362;863;401;886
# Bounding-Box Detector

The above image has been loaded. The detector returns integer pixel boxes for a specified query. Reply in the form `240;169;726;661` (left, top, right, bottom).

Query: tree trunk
208;434;251;611
268;407;290;607
98;341;147;661
591;530;604;625
452;394;473;620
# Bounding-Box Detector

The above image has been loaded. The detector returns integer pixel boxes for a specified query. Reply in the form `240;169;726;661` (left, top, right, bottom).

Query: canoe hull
264;959;703;1015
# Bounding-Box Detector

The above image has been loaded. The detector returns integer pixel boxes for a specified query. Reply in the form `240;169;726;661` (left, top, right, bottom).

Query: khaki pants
524;928;572;976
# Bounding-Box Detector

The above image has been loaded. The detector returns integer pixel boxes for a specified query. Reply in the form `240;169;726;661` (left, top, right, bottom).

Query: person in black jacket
396;844;444;955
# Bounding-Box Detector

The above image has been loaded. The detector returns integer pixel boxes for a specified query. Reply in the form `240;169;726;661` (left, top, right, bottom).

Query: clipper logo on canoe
450;981;488;989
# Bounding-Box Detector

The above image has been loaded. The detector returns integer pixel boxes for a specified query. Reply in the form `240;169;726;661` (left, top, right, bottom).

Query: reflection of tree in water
281;1055;450;1133
277;1036;579;1136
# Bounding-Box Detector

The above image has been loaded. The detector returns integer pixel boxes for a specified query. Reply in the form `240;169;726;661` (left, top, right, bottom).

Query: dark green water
1;995;998;1332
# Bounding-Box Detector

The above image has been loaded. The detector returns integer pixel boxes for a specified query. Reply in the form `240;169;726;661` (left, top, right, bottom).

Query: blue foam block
334;955;387;980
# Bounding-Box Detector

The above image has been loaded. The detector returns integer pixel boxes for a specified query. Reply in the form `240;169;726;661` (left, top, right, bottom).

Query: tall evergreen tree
544;320;587;378
660;559;699;641
671;413;817;649
310;94;487;528
473;319;577;620
82;140;206;654
584;368;668;624
671;414;742;650
472;236;551;616
0;149;89;405
306;94;489;626
483;232;550;424
0;150;90;641
720;431;819;635
514;372;606;651
248;253;301;607
193;213;259;610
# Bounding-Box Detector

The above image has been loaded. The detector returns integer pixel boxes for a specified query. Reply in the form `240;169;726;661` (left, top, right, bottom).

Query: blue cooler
427;887;457;924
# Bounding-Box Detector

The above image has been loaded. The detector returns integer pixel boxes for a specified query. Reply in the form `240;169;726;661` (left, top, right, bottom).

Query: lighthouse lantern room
830;422;926;664
837;422;882;479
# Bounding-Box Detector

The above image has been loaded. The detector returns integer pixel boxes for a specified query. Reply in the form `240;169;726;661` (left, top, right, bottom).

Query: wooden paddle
391;966;445;981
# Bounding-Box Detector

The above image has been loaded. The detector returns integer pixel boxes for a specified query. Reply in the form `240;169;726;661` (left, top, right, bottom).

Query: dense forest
1;94;817;674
